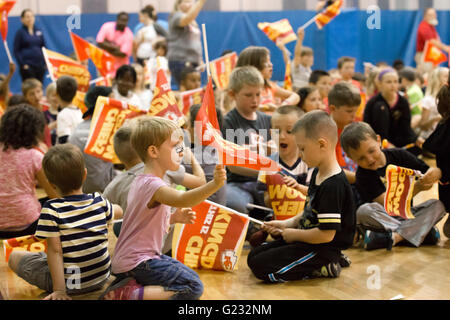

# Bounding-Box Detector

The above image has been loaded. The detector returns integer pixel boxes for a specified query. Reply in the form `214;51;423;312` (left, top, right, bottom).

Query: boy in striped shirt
247;111;356;282
8;144;123;300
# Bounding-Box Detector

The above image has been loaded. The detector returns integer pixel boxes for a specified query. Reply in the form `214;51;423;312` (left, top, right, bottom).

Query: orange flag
195;77;281;172
69;31;116;79
209;52;238;91
423;41;448;66
315;0;343;29
0;0;15;41
172;200;249;272
42;48;91;92
384;165;422;220
258;19;297;46
84;97;146;163
149;66;185;127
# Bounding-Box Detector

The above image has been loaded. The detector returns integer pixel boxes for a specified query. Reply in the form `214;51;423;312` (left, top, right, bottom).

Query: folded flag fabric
315;0;344;29
172;200;249;272
258;19;297;45
384;165;422;220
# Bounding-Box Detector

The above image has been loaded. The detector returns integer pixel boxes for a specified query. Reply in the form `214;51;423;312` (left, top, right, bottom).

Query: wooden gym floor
1;159;449;300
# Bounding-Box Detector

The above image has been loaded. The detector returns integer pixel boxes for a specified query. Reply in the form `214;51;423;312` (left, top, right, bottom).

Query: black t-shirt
363;93;417;148
355;148;429;204
298;168;356;251
222;108;272;183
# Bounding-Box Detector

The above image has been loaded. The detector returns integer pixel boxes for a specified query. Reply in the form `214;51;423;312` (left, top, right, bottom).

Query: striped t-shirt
35;193;113;290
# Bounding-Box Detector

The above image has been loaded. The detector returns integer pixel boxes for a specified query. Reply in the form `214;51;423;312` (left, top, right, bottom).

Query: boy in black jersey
341;122;446;250
247;110;356;282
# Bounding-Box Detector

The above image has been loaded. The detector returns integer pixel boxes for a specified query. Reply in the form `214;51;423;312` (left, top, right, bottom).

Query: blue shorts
115;255;203;300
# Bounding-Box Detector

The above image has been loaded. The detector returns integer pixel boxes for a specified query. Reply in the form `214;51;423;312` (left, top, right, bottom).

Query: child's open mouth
280;143;288;149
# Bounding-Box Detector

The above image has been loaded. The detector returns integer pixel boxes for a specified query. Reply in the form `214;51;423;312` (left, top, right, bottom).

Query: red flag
149;66;185;127
180;87;205;115
195;77;220;138
0;1;15;41
423;41;448;66
69;31;116;79
42;48;91;92
283;60;293;91
315;0;343;29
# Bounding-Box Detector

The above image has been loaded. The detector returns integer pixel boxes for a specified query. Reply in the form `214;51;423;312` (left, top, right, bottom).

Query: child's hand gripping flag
384;165;423;220
84;97;146;163
258;19;297;46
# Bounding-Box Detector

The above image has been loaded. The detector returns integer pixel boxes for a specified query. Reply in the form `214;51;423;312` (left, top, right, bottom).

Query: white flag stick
299;15;318;30
3;40;12;63
201;24;211;78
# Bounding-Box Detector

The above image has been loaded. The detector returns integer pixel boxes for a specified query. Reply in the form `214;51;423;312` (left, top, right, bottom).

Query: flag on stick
0;0;16;62
315;0;344;29
423;40;448;66
258;19;297;46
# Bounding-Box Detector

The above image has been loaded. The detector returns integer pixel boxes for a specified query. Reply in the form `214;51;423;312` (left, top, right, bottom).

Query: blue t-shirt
13;25;46;68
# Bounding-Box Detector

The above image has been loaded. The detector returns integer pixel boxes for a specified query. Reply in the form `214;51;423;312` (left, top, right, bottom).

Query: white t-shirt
136;24;158;60
112;87;145;111
147;56;171;90
56;105;83;139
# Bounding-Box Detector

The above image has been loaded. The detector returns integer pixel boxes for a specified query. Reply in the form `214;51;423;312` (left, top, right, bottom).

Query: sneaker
99;277;143;300
444;215;450;239
338;253;351;268
364;230;393;251
422;226;441;245
248;230;268;248
312;261;341;278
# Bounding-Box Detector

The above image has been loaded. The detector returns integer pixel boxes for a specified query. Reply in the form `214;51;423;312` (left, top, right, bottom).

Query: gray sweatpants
357;199;446;247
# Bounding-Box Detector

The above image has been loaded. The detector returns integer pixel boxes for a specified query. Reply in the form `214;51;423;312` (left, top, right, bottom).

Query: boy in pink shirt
101;116;226;300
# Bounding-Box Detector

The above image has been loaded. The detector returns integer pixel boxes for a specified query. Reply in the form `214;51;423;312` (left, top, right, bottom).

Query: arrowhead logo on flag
0;0;16;41
423;41;448;66
149;65;185;127
315;0;343;29
258;19;297;46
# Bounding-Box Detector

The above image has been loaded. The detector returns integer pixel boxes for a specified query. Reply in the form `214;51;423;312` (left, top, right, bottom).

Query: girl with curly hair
0;104;58;238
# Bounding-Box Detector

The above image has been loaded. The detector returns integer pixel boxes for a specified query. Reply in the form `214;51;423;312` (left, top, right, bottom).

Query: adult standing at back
13;9;47;84
168;0;207;89
97;12;134;75
415;8;450;75
133;6;168;66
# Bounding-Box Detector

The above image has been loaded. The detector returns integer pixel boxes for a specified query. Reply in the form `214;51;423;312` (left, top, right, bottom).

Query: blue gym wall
1;9;449;94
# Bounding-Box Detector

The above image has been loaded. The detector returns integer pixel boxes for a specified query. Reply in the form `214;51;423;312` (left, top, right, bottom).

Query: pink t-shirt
0;147;43;230
112;174;171;274
96;22;134;73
